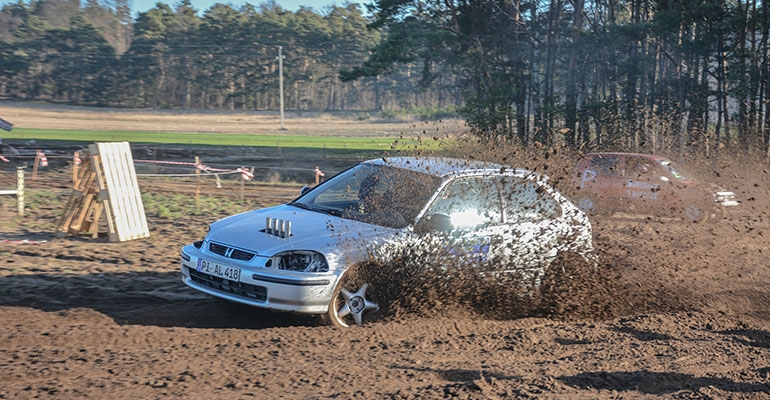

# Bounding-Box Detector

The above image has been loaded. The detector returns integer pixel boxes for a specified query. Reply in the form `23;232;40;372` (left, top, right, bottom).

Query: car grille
208;242;255;261
189;269;267;302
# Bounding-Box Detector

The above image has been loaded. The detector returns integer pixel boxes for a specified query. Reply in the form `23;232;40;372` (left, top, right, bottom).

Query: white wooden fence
0;167;24;216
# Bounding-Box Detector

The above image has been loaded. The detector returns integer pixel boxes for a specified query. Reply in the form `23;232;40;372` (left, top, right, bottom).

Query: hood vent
264;217;292;238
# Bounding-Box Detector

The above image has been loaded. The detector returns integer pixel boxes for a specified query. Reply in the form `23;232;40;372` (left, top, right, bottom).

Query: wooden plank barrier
72;151;81;184
57;142;149;242
57;156;98;238
95;142;149;241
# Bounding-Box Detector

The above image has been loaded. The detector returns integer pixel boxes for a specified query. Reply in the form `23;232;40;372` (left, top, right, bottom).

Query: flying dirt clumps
354;139;756;325
355;243;630;324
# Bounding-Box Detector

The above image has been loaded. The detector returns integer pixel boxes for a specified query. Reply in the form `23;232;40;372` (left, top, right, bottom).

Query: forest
0;0;444;114
0;0;769;156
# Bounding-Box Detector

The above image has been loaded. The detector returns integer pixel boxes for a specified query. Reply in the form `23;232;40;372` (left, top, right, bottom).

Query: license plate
197;259;241;282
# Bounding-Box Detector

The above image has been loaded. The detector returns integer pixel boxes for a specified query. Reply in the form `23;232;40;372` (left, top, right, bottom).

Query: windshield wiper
289;201;343;217
325;209;343;217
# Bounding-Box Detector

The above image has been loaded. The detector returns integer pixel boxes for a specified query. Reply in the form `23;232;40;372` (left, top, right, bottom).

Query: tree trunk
155;54;166;108
543;0;561;143
565;0;584;146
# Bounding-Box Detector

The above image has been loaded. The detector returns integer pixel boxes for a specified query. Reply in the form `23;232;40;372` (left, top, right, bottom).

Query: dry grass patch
0;102;468;137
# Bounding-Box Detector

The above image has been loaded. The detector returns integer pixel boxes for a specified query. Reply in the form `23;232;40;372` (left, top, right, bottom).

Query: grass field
2;128;448;151
0;102;468;152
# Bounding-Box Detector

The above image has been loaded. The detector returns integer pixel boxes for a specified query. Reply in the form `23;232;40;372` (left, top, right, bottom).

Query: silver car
180;157;594;327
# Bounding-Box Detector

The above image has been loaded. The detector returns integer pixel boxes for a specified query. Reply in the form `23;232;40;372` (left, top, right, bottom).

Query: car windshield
291;163;442;229
657;159;695;181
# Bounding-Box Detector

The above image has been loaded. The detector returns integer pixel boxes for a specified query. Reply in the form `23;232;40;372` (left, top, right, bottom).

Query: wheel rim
333;283;379;327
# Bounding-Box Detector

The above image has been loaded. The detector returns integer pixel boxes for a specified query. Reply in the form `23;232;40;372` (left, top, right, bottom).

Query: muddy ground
0;104;769;399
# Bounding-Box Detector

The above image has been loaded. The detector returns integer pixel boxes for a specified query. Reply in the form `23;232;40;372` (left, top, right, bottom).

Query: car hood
205;204;401;258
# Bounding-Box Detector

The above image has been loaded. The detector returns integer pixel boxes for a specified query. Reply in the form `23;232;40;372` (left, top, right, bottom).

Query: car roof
583;152;670;162
364;156;534;179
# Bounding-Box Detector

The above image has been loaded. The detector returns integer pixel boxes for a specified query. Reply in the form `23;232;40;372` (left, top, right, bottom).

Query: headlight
267;251;329;273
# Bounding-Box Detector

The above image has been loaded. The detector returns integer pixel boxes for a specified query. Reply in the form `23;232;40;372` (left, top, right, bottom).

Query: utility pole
278;46;286;131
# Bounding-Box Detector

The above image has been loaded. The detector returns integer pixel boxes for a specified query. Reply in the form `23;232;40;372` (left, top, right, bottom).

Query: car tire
322;265;381;328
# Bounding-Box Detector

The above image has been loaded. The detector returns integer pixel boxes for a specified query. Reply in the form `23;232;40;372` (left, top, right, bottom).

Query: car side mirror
300;186;312;196
415;213;453;234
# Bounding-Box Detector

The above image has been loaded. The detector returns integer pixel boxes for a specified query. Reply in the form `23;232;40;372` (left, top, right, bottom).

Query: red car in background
571;152;738;221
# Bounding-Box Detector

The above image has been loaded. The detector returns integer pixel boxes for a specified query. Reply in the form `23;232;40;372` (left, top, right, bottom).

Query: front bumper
180;244;338;314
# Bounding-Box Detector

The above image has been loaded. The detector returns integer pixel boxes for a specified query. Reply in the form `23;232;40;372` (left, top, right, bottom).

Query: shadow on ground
0;271;319;329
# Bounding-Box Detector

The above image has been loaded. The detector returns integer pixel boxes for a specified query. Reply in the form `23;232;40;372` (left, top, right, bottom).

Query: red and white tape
237;167;254;181
135;159;256;178
135;159;231;173
0;155;8;162
36;150;48;167
73;151;81;165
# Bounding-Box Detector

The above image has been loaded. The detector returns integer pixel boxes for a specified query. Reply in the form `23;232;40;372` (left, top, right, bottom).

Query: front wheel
322;267;380;328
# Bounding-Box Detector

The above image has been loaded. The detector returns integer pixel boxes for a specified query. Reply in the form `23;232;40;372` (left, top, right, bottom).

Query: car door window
500;177;561;223
427;176;501;229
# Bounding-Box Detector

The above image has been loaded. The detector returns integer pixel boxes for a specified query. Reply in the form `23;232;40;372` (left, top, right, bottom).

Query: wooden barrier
0;167;24;216
72;151;81;184
95;142;150;241
57;142;150;242
31;150;47;179
57;154;103;238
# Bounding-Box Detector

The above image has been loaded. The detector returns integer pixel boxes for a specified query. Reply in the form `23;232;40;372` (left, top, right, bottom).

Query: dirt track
0;104;769;398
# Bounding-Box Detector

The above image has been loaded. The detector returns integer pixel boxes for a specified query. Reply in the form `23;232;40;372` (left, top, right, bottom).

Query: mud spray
360;137;768;325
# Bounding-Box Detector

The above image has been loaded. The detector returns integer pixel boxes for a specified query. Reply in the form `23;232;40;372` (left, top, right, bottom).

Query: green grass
25;189;61;210
3;128;447;151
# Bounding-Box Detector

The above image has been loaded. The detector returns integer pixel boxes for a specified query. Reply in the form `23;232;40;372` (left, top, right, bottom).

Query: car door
622;156;664;212
496;175;565;283
421;175;506;264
